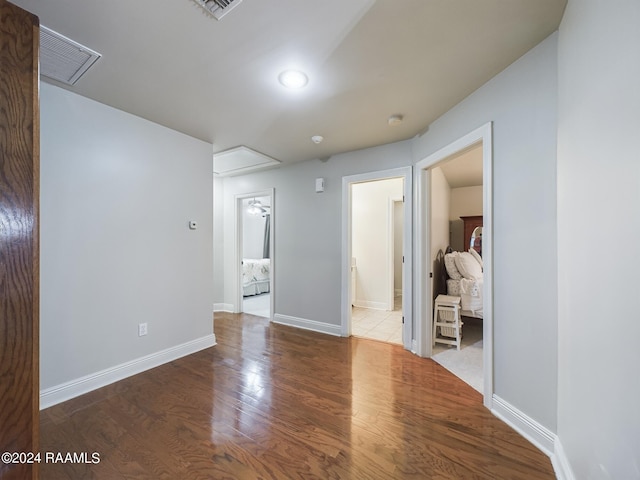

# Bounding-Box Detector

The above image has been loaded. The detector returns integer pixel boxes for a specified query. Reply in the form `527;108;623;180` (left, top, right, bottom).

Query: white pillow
455;251;483;280
444;252;462;280
468;248;483;269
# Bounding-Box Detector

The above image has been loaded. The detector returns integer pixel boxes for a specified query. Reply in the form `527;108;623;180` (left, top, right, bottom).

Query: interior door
0;2;40;479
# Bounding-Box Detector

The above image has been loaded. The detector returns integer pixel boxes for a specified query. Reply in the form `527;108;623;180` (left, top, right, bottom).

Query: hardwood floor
40;313;555;479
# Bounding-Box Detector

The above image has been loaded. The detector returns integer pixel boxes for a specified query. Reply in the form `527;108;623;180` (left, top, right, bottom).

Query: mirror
470;226;482;255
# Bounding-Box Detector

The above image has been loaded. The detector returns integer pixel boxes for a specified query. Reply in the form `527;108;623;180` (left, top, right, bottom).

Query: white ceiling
12;0;566;168
440;144;484;188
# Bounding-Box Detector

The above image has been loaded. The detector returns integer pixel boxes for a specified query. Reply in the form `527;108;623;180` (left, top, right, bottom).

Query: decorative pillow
468;248;483;269
444;252;462;280
455;251;483;280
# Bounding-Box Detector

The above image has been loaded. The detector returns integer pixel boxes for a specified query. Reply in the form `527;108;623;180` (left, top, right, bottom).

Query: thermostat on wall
315;177;325;193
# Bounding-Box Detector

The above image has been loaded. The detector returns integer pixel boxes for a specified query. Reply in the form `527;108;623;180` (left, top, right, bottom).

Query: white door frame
234;188;275;320
389;196;404;311
341;167;413;350
414;122;493;408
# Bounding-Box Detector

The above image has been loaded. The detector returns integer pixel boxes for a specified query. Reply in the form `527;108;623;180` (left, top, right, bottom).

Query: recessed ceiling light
278;70;308;89
311;135;324;144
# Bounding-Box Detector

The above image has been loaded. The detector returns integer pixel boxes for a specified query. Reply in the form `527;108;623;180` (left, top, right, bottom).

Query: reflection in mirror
470;226;482;256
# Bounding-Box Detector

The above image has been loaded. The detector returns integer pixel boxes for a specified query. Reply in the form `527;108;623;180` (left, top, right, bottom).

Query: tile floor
351;296;403;345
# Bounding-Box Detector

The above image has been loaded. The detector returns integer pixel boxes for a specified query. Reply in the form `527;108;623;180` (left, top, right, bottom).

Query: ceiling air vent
192;0;243;20
40;26;101;86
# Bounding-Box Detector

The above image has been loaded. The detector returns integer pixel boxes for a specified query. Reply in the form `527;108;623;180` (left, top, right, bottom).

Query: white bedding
242;258;270;296
446;278;483;318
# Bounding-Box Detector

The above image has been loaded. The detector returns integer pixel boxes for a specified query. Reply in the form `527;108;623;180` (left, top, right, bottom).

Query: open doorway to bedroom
415;123;493;407
236;190;274;319
429;144;484;393
341;167;413;351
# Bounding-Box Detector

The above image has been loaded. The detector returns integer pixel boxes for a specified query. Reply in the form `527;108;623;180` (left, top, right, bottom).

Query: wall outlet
138;323;148;337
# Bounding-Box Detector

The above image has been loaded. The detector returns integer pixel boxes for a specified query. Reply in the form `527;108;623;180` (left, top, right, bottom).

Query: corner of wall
491;395;555;457
551;437;576;480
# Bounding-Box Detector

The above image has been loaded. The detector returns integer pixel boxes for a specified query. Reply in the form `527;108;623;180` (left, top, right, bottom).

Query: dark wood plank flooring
40;313;555;479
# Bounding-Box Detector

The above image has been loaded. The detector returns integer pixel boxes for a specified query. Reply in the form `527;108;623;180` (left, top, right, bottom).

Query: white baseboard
213;303;234;312
40;334;217;410
273;314;342;337
491;395;576;480
491;395;555;456
551;437;575;480
353;300;391;311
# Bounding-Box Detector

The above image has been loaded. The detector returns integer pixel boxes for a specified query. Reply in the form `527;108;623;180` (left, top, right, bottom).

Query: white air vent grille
192;0;243;20
40;26;101;86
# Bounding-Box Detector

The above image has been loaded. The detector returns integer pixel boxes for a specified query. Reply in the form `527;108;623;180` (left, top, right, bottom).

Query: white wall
450;185;483;220
430;167;451;298
393;201;403;295
213;176;225;305
425;167;451;298
352;178;403;310
242;196;269;259
449;185;482;251
412;34;559;432
40;83;214;391
557;1;640;478
220;141;412;325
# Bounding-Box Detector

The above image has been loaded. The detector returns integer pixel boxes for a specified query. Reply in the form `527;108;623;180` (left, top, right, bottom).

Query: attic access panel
214;146;280;177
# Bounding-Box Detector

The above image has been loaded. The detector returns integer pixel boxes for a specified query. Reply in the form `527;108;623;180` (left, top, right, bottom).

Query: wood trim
0;2;40;478
31;14;41;480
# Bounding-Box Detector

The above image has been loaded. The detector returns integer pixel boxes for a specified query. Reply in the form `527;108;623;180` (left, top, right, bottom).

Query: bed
440;247;483;319
242;258;270;296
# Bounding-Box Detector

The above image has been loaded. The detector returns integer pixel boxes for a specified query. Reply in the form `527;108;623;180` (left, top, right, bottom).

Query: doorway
429;145;484;393
415;123;493;407
236;189;274;319
341;167;412;350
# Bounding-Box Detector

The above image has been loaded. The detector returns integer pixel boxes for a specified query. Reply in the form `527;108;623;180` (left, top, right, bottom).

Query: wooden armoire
460;215;483;255
0;1;40;478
